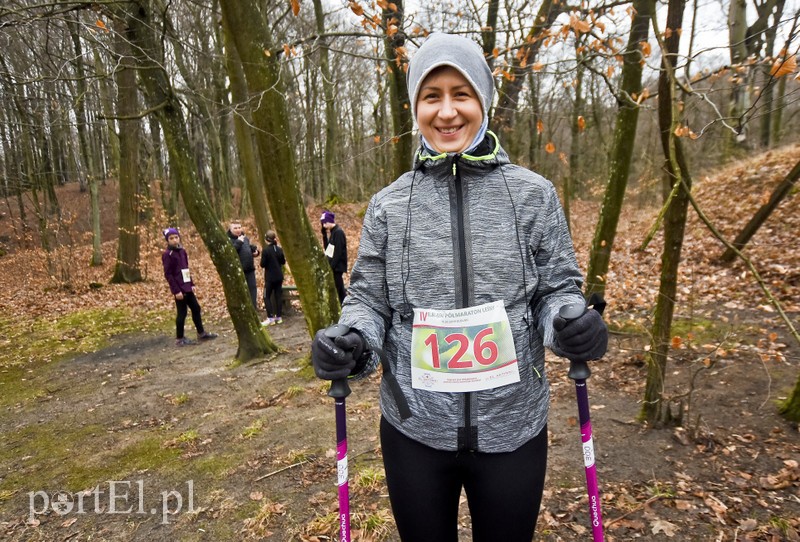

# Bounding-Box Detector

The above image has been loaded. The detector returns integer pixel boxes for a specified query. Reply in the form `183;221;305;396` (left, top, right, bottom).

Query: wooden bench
282;285;299;312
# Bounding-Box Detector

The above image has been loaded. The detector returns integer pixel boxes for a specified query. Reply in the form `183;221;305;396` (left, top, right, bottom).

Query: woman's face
416;66;483;154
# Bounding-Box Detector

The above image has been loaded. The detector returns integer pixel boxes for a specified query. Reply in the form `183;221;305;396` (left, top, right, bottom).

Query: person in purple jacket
161;228;218;346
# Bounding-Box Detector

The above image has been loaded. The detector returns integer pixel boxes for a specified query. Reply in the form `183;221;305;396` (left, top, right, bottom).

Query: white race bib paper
410;301;520;393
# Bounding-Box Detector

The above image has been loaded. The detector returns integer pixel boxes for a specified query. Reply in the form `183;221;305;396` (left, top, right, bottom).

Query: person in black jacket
320;210;347;304
260;230;286;325
227;221;260;310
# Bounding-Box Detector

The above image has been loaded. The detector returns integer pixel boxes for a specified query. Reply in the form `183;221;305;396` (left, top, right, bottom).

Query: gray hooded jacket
339;34;585;453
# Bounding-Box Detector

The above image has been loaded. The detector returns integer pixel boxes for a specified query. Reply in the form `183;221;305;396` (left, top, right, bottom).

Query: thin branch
98;99;168;120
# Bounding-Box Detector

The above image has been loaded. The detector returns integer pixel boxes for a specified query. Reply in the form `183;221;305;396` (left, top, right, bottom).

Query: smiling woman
310;31;608;542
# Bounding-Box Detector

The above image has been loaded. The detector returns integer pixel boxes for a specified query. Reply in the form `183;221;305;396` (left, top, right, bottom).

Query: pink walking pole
324;325;352;542
559;296;606;541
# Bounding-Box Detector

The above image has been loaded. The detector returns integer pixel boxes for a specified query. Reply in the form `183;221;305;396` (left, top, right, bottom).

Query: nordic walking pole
324;324;352;542
559;294;606;542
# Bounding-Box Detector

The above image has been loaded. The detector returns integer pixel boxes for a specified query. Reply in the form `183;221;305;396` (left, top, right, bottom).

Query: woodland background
0;0;799;540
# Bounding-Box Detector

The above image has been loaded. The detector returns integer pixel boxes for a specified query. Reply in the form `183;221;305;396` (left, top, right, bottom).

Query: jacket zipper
452;155;474;452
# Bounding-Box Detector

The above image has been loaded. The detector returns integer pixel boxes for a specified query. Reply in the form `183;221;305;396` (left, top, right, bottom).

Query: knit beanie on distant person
406;33;495;153
320;211;335;224
163;227;180;240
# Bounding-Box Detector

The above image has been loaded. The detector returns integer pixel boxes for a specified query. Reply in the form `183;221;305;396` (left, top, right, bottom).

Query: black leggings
264;279;283;318
175;292;204;339
380;417;547;542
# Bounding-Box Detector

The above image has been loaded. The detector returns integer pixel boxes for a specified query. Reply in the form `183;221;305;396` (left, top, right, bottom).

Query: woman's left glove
552;309;608;362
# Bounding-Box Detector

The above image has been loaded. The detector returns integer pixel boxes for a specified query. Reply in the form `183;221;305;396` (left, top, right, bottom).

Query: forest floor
0;144;799;541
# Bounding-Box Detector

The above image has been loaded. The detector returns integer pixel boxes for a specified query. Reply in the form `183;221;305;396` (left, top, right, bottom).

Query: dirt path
1;304;798;541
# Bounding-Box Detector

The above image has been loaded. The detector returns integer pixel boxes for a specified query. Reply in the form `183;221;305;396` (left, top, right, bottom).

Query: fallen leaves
650;518;679;536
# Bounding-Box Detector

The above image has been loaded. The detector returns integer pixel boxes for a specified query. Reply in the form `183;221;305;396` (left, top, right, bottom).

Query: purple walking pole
559;298;606;542
324;325;352;542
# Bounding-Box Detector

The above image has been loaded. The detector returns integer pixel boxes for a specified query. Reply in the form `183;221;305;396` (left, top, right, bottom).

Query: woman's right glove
552;308;608;362
311;325;369;380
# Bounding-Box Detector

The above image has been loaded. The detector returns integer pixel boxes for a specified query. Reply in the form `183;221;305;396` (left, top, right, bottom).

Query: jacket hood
407;33;494;127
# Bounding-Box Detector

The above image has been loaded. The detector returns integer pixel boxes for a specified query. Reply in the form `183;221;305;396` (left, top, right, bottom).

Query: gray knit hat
406;33;494;125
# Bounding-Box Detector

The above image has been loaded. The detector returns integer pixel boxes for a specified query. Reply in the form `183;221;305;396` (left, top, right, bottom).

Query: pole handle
324;323;353;398
559;294;607;381
328;378;351;398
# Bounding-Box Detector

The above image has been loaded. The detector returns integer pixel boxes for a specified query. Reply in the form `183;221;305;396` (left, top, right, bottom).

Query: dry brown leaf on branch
769;55;797;77
290;0;300;16
348;1;364;16
570;14;591;34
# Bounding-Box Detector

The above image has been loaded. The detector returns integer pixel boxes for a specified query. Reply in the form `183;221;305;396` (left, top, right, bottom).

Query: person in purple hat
320;210;348;303
161;227;217;346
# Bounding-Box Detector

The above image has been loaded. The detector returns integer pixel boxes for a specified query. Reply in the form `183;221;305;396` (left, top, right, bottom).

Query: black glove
552;308;608;362
311;326;369;380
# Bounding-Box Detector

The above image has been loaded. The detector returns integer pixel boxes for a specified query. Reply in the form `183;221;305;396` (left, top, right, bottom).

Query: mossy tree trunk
382;0;414;180
779;372;800;422
641;0;692;425
221;17;271;241
584;0;654;298
119;1;276;361
219;0;341;336
110;24;142;284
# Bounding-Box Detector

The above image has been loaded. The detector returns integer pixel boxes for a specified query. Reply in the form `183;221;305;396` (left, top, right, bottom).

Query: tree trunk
492;0;561;136
92;47;121;178
566;44;586;232
218;0;341;336
641;0;692;425
119;1;276;361
779;371;800;422
68;14;91;194
110;25;143;284
68;15;103;266
719;158;800;263
481;0;500;68
770;75;787;144
757;0;785;148
584;0;654;298
382;0;414;180
312;0;339;197
221;16;271;241
168;19;232;219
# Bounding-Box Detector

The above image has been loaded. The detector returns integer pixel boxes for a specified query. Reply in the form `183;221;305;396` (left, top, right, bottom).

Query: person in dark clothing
227;221;260;310
260;230;286;325
161;227;217;346
320;210;347;304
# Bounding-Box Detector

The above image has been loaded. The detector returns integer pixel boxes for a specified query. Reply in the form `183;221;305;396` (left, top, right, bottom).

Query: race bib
324;244;335;258
410;301;520;393
181;268;191;283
